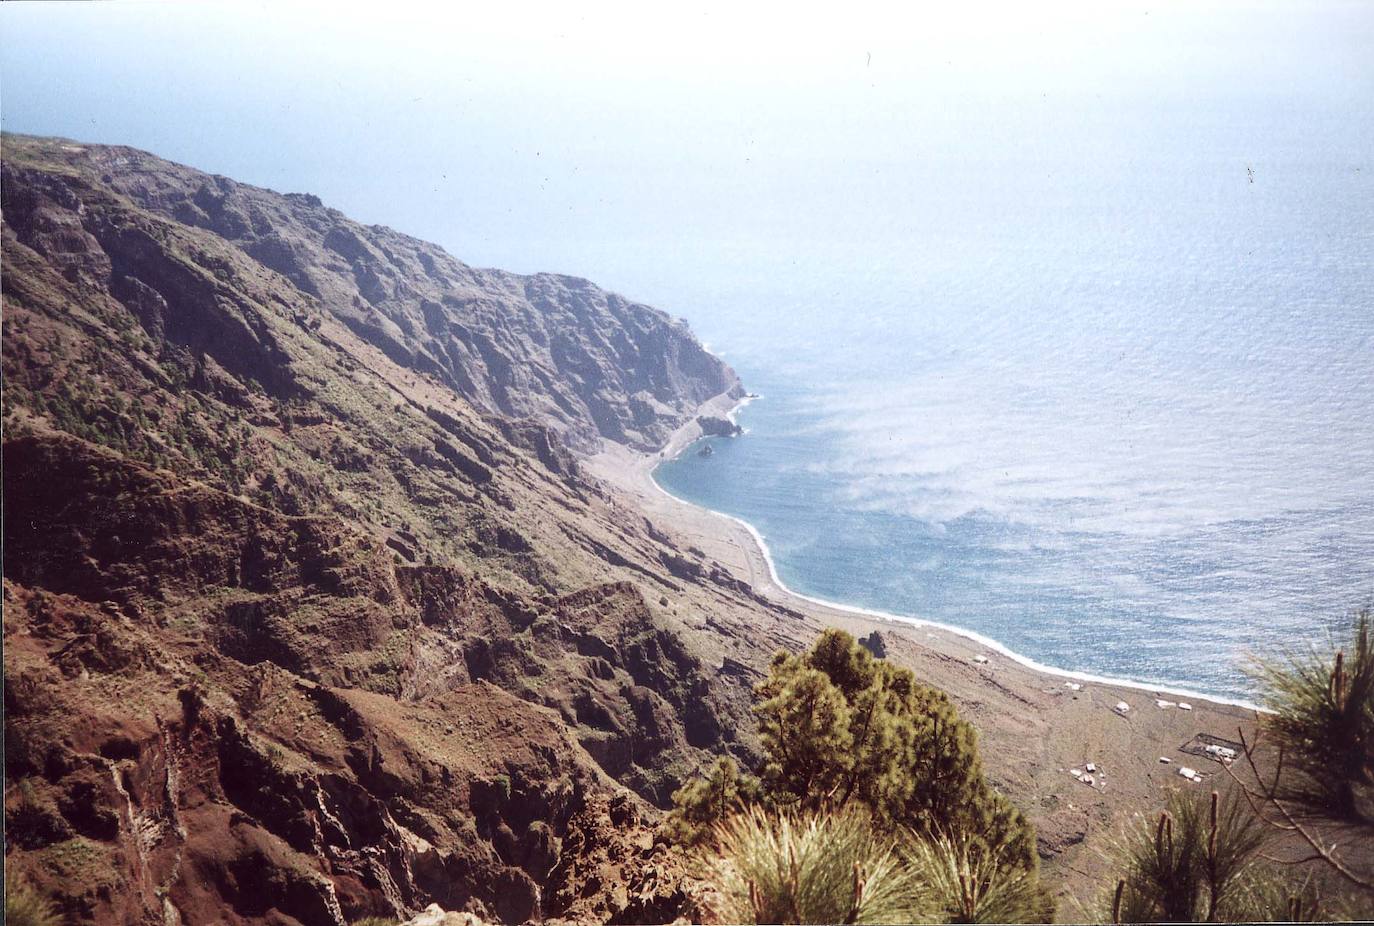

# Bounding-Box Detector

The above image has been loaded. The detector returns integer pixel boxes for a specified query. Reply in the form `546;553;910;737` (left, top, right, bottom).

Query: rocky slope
1;134;785;925
35;137;741;453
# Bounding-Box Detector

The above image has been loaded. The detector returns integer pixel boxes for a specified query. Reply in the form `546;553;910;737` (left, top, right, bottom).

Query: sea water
655;107;1374;703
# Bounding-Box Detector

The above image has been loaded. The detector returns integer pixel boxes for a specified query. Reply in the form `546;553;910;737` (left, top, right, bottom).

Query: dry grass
4;870;63;926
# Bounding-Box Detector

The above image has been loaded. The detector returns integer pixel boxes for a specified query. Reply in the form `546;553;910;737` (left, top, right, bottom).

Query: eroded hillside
1;134;798;925
39;137;741;453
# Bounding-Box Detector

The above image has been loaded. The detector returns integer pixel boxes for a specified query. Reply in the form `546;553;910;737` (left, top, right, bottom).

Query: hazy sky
3;1;1371;330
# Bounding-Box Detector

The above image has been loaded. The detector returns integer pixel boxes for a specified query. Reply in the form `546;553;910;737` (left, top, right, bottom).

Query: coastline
587;388;1268;895
593;389;1260;715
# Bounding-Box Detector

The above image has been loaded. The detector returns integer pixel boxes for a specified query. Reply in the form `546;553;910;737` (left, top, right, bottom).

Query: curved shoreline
645;391;1264;714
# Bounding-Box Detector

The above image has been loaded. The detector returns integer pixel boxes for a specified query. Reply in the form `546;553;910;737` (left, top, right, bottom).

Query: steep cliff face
31;136;740;452
1;135;792;925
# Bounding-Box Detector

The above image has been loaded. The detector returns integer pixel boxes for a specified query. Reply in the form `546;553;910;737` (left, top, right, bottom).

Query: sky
3;1;1372;328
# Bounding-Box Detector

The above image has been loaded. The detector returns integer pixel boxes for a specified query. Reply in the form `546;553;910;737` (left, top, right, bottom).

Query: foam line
652;395;1266;713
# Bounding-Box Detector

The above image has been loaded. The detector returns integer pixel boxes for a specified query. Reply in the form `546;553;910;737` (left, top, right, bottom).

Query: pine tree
1101;788;1285;923
753;629;1040;871
700;805;932;925
755;662;856;805
665;757;762;846
1252;608;1374;823
672;629;1052;919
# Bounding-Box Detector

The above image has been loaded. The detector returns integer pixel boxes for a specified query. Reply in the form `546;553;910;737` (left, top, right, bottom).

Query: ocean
654;106;1374;704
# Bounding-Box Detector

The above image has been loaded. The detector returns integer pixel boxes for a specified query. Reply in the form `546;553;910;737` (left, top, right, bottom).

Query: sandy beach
587;391;1263;903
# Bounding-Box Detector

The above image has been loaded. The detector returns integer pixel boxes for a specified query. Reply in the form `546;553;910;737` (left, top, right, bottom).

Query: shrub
4;870;63;926
664;756;763;846
1252;608;1374;823
1101;788;1284;923
697;805;929;924
903;830;1056;924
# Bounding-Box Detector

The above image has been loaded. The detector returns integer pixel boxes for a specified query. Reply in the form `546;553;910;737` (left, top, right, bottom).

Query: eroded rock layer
2;135;784;925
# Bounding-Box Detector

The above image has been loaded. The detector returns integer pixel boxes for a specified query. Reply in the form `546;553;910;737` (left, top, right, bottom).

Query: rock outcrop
694;416;742;438
1;434;751;924
398;905;491;926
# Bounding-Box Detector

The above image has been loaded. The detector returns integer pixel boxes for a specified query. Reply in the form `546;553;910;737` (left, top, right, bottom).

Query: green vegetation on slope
671;629;1040;866
669;628;1054;923
1253;608;1374;824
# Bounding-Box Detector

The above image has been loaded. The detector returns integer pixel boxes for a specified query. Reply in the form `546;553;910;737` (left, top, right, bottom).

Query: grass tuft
697;805;928;924
5;869;64;926
902;830;1055;923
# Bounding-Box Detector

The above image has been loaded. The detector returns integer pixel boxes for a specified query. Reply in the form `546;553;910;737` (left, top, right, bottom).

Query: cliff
8;135;740;453
0;134;782;925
